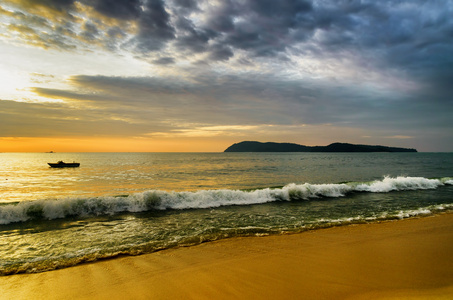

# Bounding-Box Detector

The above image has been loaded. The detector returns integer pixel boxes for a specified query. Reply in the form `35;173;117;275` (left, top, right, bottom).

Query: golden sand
1;214;453;300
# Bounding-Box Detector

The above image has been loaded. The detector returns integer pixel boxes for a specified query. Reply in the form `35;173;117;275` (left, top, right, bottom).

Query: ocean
1;152;452;275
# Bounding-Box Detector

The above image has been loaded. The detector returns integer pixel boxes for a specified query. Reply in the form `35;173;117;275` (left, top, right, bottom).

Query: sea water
0;152;452;275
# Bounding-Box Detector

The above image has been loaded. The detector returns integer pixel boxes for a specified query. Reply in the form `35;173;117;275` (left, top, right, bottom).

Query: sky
0;0;452;152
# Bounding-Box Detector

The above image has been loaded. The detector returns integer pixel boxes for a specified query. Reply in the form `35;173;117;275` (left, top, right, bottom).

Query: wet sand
1;213;453;300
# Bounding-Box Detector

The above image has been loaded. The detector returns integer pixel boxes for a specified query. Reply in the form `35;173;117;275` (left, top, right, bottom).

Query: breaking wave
1;176;451;225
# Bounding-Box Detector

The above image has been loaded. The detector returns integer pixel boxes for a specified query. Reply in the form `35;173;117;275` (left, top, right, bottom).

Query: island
224;141;417;152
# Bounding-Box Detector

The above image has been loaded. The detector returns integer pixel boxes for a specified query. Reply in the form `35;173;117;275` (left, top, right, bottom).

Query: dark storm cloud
133;0;175;52
208;44;234;61
6;0;453;77
219;0;314;57
173;16;214;53
89;0;142;20
172;0;198;10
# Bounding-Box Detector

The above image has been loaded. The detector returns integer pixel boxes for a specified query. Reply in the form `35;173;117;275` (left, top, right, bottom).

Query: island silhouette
224;141;417;152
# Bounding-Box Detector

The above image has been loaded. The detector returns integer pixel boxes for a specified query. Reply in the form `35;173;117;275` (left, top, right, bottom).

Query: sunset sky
0;0;452;152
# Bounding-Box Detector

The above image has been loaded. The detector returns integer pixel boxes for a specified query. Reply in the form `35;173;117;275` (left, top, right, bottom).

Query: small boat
48;161;80;168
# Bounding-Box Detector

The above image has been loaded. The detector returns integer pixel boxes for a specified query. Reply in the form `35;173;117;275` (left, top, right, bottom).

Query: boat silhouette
48;161;80;168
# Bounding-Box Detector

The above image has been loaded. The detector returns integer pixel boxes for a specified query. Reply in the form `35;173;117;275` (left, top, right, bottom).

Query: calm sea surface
1;152;452;275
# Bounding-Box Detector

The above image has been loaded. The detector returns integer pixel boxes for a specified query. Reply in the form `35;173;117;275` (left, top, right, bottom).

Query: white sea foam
444;178;453;185
354;176;443;192
394;208;432;219
0;176;451;225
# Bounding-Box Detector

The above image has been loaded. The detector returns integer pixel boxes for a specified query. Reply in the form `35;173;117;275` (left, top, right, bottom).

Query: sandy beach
1;213;453;300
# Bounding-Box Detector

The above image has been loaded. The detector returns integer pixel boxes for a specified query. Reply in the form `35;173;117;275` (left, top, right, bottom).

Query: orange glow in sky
0;137;234;152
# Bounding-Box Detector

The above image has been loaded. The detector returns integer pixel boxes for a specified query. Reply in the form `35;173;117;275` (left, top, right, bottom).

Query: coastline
1;213;453;300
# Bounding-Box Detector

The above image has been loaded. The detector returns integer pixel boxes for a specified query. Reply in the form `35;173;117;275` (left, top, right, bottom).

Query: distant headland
224;141;417;152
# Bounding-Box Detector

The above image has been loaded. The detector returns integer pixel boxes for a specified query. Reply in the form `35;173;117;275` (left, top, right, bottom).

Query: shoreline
1;213;453;299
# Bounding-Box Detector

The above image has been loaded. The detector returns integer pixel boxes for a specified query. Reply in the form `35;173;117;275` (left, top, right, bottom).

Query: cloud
173;15;213;54
24;70;450;136
133;0;175;52
152;56;175;65
80;21;100;41
1;0;452;150
89;0;142;20
0;98;165;137
16;0;76;13
215;0;313;57
172;0;198;11
3;0;452;74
